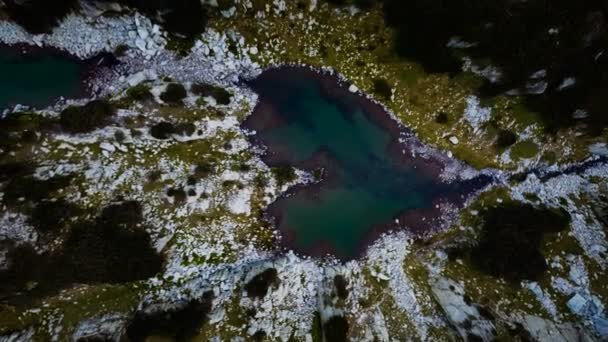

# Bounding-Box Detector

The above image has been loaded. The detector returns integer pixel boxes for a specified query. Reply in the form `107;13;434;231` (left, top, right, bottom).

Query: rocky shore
0;1;607;341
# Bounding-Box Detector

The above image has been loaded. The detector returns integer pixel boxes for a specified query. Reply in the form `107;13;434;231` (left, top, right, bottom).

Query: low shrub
323;315;349;342
2;175;72;204
373;78;392;100
435;112;449;124
191;83;232;105
272;165;297;187
29;199;80;233
496;129;517;149
150;121;176;139
126;83;153;101
470;203;569;281
334;275;349;300
245;268;279;298
60;100;115;133
160;83;187;105
126;291;213;341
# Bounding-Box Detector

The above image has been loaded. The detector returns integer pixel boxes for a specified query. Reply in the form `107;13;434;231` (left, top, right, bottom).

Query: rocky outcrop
71;314;127;342
431;277;496;341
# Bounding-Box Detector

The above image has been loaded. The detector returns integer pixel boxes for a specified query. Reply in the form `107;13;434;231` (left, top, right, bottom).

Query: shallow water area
244;67;493;259
0;44;99;111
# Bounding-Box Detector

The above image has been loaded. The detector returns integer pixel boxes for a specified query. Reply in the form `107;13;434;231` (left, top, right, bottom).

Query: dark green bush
126;83;153;101
175;123;196;136
126;291;213;341
435;112;449;124
60;201;162;283
0;201;162;299
271;165;296;187
194;160;217;178
334;275;349;300
167;187;187;203
496;129;517;149
323;316;349;342
150;121;176;139
29;199;80;233
2;175;72;204
470;203;569;281
372;78;392;100
191;83;232;105
114;44;129;57
60;100;115;133
160;83;187;105
245;268;279;298
0;162;35;182
4;0;77;34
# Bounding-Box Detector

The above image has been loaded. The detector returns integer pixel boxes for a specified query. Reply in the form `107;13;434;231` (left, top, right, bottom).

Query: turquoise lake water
245;69;477;258
0;48;84;110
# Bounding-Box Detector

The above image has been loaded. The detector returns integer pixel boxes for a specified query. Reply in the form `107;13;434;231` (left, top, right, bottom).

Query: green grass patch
511;141;539;160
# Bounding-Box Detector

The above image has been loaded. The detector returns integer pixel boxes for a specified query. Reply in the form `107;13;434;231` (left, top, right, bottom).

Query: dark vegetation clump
150;121;176;139
147;170;162;183
469;202;570;281
0;111;56;132
167;187;187;203
3;0;77;34
271;165;297;187
114;44;129;57
126;83;153;102
594;195;608;227
0;112;56;157
29;199;80;233
0;201;163;299
7;0;208;38
59;201;162;284
191;83;232;105
60;100;115;133
380;0;608;135
0;162;35;182
325;0;377;10
323;315;349;342
126;291;214;342
222;180;244;190
174;122;196;136
334;275;349;300
126;0;207;38
194;160;216;178
149;121;194;138
2;175;73;204
244;268;279;299
372;78;392;100
0;244;48;295
252;330;267;341
495;129;518;149
435;112;449;124
231;162;251;173
160;83;187;105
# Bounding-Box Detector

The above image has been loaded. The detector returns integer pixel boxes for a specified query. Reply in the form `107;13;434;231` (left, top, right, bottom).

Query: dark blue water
244;68;490;259
0;46;88;110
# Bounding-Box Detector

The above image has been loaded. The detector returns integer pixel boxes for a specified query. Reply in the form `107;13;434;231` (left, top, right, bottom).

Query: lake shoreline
243;65;497;260
0;42;118;111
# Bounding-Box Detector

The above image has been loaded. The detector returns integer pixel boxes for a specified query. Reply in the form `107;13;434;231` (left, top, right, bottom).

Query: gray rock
71;314;127;342
567;293;587;314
